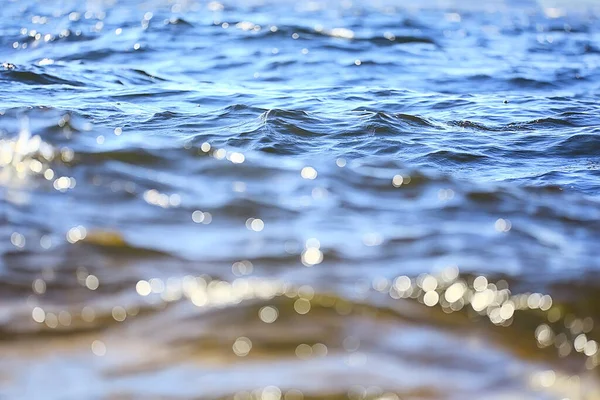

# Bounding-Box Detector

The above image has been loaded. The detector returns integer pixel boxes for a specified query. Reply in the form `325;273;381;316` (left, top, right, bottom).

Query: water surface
1;0;600;399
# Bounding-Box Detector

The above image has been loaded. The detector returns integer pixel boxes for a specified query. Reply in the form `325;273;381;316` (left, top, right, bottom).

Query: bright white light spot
32;307;45;323
54;176;72;191
575;334;587;352
394;276;412;292
301;166;317;180
473;276;488;291
192;211;205;223
85;275;99;290
136;280;151;296
229;152;245;164
423;291;439;307
250;218;264;232
214;148;226;159
262;386;282;400
301;247;323;266
236;21;255;31
421;275;438;292
500;302;515;320
495;218;512;232
584;340;598;357
392;175;404;187
330;27;354;39
444;282;466;303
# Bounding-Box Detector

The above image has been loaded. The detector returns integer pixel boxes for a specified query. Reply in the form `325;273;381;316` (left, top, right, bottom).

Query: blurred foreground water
2;0;600;399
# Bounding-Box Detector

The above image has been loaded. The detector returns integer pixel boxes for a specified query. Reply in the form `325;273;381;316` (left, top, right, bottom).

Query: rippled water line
27;266;600;369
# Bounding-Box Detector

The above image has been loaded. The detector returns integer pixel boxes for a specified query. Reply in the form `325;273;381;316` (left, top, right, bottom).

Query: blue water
1;0;600;399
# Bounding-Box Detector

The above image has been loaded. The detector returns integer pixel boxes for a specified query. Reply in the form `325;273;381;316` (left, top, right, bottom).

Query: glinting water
1;0;600;399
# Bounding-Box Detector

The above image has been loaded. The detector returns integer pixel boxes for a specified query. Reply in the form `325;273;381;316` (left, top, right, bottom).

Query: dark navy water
2;0;600;399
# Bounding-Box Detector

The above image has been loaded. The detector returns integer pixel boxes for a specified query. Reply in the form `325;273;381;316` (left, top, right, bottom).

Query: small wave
0;67;84;86
163;17;194;27
395;113;436;127
508;77;557;89
232;22;436;46
448;120;495;131
551;134;600;156
449;116;579;132
425;149;489;164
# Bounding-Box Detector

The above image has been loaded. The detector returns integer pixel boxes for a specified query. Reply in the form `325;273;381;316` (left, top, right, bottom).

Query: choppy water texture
2;0;600;398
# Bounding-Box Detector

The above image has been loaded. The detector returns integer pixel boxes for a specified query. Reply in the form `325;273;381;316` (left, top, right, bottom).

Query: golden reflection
259;306;279;323
233;337;252;357
283;389;304;400
58;311;72;326
111;306;127;322
293;298;311;314
295;343;312;359
91;340;106;356
81;306;95;322
124;266;600;384
45;312;58;328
